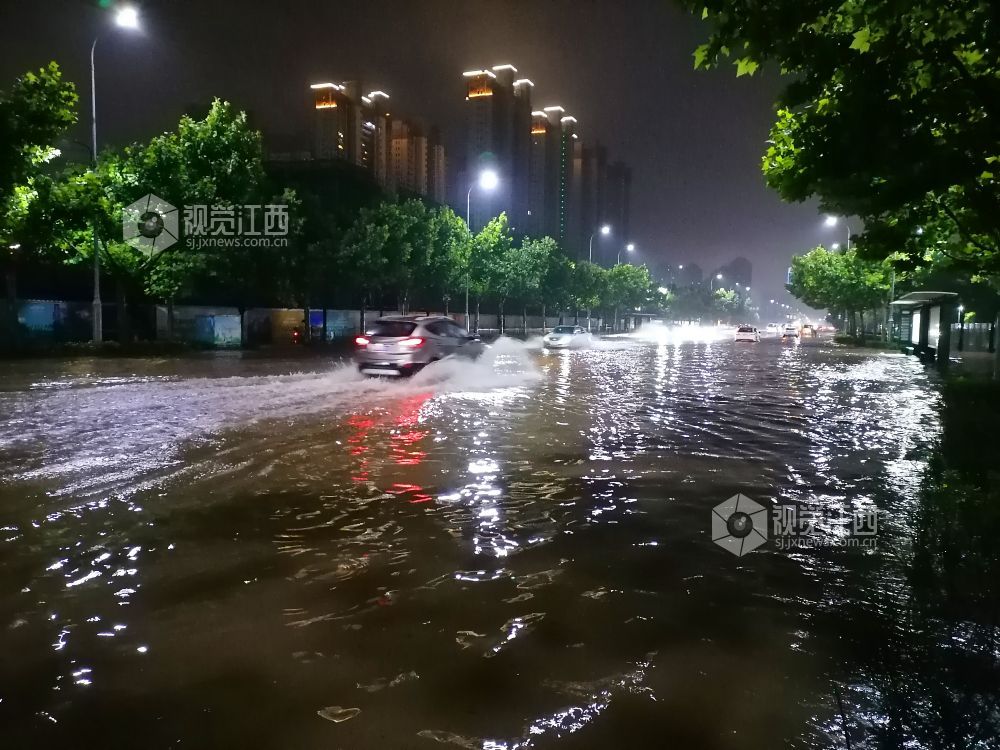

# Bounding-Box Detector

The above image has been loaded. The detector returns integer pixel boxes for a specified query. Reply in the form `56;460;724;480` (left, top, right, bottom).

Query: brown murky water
1;332;996;748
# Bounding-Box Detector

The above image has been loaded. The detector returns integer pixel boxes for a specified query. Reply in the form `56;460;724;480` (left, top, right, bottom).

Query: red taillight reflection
355;336;369;346
400;337;425;349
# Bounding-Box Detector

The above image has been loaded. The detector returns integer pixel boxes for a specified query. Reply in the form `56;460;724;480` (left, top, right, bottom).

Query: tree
419;205;471;314
498;235;552;333
538;243;574;325
0;62;78;346
788;246;892;336
605;263;653;331
569;261;608;327
682;0;1000;280
469;213;513;331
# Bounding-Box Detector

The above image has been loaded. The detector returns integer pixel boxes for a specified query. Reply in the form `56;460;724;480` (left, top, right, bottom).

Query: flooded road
1;333;996;748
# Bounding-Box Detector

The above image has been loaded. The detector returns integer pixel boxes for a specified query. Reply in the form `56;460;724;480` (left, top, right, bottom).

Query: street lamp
89;5;141;344
466;168;499;226
617;242;635;265
824;215;853;250
465;168;499;326
589;224;611;263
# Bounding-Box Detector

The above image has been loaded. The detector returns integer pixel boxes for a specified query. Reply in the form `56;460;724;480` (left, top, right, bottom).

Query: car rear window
367;321;416;337
552;326;576;333
738;326;755;332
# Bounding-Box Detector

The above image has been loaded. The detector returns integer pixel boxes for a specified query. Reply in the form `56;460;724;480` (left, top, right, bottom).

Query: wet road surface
0;332;986;748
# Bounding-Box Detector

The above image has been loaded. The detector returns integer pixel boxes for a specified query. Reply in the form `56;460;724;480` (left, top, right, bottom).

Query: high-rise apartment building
390;119;427;195
462;64;532;231
578;142;608;259
360;90;391;187
312;82;361;162
427;127;447;203
311;81;444;201
605;161;632;248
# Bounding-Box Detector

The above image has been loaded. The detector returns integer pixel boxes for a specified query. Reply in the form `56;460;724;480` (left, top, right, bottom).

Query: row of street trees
0;62;670;345
684;0;1000;334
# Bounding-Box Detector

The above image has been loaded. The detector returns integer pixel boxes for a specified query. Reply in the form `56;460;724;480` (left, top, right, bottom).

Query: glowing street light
478;168;499;192
618;242;635;265
824;215;853;250
115;6;140;29
588;224;611;263
89;5;141;344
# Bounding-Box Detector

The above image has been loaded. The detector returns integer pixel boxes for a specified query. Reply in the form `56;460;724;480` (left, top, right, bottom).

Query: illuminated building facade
462;64;532;232
311;81;445;200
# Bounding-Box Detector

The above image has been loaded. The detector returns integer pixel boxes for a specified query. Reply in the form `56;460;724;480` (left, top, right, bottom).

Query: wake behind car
735;325;760;342
543;325;592;349
355;315;483;376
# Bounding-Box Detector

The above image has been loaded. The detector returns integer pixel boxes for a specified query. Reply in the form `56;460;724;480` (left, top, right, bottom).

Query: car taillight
355;336;369;346
400;337;425;349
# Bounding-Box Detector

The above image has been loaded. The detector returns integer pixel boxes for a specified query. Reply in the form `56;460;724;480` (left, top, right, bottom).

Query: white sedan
543;325;592;349
735;325;760;342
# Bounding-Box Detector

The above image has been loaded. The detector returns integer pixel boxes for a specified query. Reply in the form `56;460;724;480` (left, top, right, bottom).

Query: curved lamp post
464;168;499;327
90;5;141;343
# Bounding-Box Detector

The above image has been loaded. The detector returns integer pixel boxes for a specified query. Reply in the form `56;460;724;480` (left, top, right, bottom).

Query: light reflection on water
0;335;982;748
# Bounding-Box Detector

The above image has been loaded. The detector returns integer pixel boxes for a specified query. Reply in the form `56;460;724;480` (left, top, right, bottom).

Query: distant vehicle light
400;337;425;349
355;336;369;346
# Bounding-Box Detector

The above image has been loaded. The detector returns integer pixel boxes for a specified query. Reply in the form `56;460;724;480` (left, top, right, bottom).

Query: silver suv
354;315;484;376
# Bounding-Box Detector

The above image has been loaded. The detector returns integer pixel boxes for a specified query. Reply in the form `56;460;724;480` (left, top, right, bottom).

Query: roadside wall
6;300;592;348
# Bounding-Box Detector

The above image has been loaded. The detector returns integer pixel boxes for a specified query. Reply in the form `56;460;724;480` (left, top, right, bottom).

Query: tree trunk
4;260;18;350
166;298;175;341
574;308;580;324
994;312;999;381
522;305;527;334
859;311;865;341
116;279;130;344
474;300;480;333
541;303;547;331
444;297;450;315
360;299;367;336
303;306;311;343
614;306;619;333
322;307;329;344
498;300;505;334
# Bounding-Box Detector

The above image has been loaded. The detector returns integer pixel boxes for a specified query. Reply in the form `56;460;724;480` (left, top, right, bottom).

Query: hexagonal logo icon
123;193;179;257
712;493;768;557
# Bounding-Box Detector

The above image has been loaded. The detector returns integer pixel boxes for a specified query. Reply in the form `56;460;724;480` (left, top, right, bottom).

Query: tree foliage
787;246;892;321
683;0;1000;280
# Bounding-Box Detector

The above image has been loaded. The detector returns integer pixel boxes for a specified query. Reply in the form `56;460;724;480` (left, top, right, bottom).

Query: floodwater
1;331;997;748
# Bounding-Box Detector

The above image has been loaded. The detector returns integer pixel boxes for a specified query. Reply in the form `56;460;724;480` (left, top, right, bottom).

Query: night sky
1;0;833;311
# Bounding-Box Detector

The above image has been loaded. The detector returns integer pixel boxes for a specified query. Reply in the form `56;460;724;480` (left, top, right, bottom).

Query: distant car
782;324;800;338
801;324;816;336
735;325;760;342
765;323;781;334
543;324;592;349
354;315;483;376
